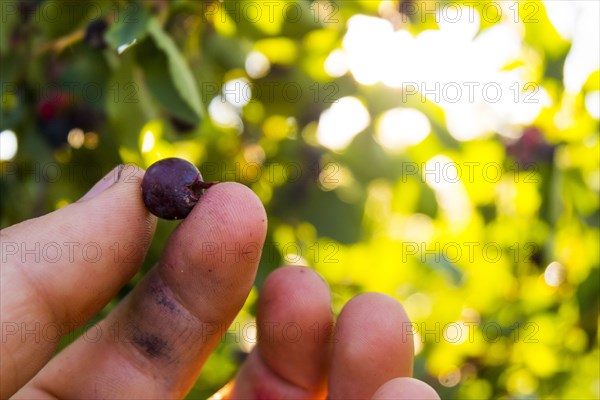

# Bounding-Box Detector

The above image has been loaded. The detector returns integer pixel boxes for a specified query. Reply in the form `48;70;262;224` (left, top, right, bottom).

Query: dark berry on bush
85;19;108;49
36;92;105;148
37;92;71;121
18;0;42;23
169;116;196;133
141;158;217;220
36;92;74;148
39;117;71;148
506;126;555;169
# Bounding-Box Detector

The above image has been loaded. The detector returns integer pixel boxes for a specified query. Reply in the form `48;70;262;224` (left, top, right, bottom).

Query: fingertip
188;181;267;221
257;266;333;341
257;267;333;391
230;266;334;396
259;266;331;306
158;182;267;322
79;164;142;203
78;165;123;202
338;293;412;349
328;293;414;399
76;163;156;229
171;182;267;266
337;292;414;368
72;163;157;253
372;377;440;400
258;266;332;330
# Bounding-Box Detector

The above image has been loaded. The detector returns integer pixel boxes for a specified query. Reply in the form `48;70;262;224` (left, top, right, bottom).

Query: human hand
1;165;439;399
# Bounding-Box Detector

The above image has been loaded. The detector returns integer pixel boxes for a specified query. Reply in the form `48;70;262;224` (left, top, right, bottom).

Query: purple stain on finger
131;332;170;359
149;280;179;314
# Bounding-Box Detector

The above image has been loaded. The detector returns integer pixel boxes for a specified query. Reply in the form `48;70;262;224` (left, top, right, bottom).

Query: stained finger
15;182;267;399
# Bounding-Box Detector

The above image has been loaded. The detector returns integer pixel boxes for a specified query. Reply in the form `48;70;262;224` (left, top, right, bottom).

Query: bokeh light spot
376;108;431;151
245;51;270;79
544;261;566;287
67;128;85;149
0;130;18;161
141;131;155;153
317;97;370;151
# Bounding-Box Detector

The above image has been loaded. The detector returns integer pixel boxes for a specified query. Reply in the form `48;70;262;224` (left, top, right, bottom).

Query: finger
327;293;414;399
0;165;156;398
227;266;333;399
15;182;267;399
372;377;440;400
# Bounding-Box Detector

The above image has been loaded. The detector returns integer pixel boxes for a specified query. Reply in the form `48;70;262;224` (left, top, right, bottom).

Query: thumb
0;164;156;397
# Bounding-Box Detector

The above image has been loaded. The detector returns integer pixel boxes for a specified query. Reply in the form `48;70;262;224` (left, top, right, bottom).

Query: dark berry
18;0;42;23
36;92;104;148
37;92;71;121
38;101;58;121
85;19;108;49
141;158;216;220
39;117;71;148
506;126;554;169
169;116;196;133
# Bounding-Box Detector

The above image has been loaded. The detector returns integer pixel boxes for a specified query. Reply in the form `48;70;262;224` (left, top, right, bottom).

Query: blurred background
0;0;598;398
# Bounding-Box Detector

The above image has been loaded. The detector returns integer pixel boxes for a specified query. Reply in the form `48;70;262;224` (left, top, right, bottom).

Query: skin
0;165;440;399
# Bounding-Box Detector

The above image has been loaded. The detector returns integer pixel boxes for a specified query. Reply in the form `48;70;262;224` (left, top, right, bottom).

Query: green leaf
134;37;201;125
425;256;464;286
106;52;148;150
105;3;151;51
146;18;204;120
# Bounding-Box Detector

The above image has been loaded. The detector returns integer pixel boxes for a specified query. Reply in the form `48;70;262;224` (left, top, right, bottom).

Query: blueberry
141;158;216;220
85;19;108;49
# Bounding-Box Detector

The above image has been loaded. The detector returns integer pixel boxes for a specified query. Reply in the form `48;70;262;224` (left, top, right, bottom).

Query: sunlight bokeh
338;4;555;141
316;96;370;151
376;107;431;151
0;130;18;161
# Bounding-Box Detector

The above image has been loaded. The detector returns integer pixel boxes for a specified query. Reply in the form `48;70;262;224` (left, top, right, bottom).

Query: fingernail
79;165;124;202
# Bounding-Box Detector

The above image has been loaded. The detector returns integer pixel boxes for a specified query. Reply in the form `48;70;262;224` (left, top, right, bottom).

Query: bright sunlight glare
339;5;550;142
585;91;600;119
342;16;394;86
424;155;472;227
209;95;243;133
324;49;349;78
544;261;566;287
141;130;155;153
245;51;270;79
376;108;431;151
117;38;137;54
223;78;252;108
316;97;370;151
544;1;600;94
0;130;18;161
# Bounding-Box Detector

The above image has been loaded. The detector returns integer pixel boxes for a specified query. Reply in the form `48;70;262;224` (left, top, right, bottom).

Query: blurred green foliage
1;0;599;399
